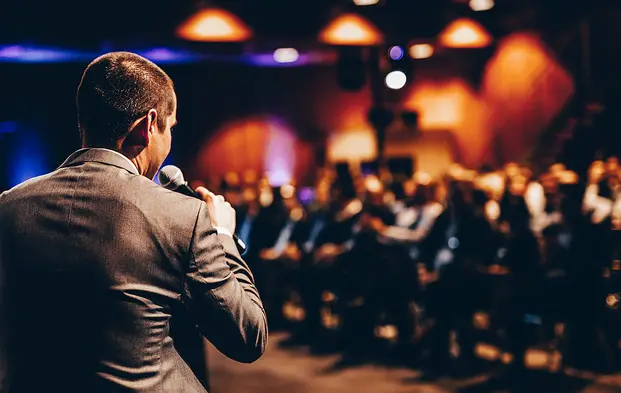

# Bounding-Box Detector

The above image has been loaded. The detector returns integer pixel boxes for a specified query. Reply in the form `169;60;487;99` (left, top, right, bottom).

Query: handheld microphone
159;165;246;254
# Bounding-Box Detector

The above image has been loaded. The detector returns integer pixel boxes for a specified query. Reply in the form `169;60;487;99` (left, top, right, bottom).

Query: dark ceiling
0;0;593;51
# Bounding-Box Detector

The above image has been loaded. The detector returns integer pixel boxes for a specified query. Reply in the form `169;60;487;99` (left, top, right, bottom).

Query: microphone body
171;182;203;199
159;166;247;254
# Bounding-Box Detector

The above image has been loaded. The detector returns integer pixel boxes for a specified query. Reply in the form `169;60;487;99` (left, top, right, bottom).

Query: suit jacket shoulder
0;149;214;393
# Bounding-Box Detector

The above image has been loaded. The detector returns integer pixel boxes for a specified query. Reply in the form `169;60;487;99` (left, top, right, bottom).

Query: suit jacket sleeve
183;202;268;363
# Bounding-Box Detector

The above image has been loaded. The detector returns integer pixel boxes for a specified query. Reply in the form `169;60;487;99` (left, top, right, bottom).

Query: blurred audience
204;156;621;380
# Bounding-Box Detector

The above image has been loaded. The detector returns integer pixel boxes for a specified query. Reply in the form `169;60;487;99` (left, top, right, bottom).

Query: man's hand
196;186;236;234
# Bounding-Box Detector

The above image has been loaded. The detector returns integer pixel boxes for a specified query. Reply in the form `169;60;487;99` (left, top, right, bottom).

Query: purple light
245;51;337;67
0;45;204;63
267;169;291;186
298;187;315;204
0;45;335;66
0;45;24;57
135;48;201;63
264;118;296;186
136;48;203;63
140;48;177;61
389;46;404;60
247;53;310;67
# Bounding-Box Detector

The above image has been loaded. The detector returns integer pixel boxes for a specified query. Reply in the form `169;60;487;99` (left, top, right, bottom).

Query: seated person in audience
356;181;441;355
312;176;363;265
369;183;443;248
236;186;261;249
419;185;495;379
334;176;397;352
258;186;308;326
300;176;363;345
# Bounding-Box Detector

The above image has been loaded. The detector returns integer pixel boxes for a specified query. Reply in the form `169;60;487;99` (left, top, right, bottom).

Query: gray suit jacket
0;148;268;392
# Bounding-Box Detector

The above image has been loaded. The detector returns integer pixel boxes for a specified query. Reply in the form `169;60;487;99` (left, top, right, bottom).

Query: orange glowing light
176;8;252;42
404;79;488;166
327;128;377;162
483;34;573;103
318;13;383;46
414;171;431;185
409;44;434;59
438;18;492;48
481;34;574;163
404;80;473;129
364;175;382;193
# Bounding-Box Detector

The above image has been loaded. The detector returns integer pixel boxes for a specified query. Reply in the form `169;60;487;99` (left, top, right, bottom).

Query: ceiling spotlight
385;71;407;90
469;0;494;11
176;7;252;42
388;46;404;60
409;44;433;59
438;18;492;48
273;48;299;63
319;13;384;46
353;0;379;5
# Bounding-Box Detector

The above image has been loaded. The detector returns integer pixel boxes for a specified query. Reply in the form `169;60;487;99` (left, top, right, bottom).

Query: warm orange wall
403;78;488;166
402;33;574;167
195;32;574;182
481;33;574;163
196;115;314;185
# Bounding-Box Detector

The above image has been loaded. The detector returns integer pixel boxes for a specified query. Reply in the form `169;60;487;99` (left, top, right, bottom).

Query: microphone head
158;165;186;190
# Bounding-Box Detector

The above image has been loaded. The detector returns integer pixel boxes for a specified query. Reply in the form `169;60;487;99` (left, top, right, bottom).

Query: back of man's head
76;52;175;147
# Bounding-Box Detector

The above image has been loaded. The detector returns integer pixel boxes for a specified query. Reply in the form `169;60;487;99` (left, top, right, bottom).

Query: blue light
0;45;204;64
0;44;333;67
8;127;48;187
0;122;17;134
246;53;306;67
0;45;92;63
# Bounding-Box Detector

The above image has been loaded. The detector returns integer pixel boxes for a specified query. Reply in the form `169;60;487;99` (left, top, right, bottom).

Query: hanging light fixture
318;13;383;46
409;44;434;59
353;0;380;6
469;0;494;12
438;18;492;48
176;6;252;42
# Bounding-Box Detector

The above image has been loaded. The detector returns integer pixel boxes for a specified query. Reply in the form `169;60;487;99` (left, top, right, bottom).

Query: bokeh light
385;71;407;89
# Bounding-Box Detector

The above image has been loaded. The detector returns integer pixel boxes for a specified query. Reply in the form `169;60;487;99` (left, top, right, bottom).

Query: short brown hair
76;52;175;146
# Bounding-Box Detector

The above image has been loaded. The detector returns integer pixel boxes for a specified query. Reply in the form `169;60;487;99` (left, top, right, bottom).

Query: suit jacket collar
59;148;140;176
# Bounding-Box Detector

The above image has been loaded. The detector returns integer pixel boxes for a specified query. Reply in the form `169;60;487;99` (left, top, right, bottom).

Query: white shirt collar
76;147;138;173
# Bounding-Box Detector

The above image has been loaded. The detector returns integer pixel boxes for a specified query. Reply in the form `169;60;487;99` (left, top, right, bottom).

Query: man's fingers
195;187;227;204
195;186;215;202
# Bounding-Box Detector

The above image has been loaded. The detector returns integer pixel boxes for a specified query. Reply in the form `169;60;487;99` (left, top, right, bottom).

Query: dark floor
206;333;621;393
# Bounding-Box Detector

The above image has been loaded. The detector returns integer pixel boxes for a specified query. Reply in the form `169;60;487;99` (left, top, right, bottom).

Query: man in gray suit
0;52;268;392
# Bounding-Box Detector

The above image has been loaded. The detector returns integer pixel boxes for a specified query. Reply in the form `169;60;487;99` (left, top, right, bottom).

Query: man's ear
122;109;158;148
146;109;158;134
